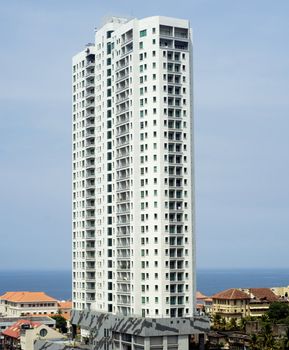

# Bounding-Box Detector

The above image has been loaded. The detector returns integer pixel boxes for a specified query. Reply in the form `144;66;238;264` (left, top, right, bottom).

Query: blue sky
0;0;288;270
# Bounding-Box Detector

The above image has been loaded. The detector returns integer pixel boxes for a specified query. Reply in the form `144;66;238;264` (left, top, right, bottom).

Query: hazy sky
0;0;288;270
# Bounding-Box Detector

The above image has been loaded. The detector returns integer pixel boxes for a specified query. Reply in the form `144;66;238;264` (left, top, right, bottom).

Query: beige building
244;288;279;317
21;323;65;350
271;286;289;299
2;319;65;350
196;291;212;316
0;292;58;317
211;287;282;321
211;288;250;321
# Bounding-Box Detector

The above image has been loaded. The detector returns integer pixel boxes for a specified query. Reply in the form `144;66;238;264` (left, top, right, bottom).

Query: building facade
0;292;58;317
72;16;208;349
211;288;280;321
211;289;251;321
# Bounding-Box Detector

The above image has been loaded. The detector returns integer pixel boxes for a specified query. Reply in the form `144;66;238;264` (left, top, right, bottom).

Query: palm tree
250;333;260;350
259;323;279;350
212;314;222;330
281;327;289;350
226;317;237;331
238;317;247;332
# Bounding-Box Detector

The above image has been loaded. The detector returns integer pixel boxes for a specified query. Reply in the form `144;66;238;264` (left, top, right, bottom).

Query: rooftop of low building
0;291;57;303
2;319;41;339
212;288;251;300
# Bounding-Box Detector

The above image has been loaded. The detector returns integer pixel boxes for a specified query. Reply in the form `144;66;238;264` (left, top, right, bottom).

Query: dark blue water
0;270;72;300
197;268;289;296
0;269;288;300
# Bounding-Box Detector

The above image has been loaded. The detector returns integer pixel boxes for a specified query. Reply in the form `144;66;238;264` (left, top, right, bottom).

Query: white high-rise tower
72;16;207;350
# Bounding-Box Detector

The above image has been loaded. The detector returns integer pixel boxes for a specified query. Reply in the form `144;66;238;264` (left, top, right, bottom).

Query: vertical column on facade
84;51;96;309
115;28;133;316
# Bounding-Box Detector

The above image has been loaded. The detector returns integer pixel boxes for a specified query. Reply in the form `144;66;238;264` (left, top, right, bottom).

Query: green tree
281;327;289;350
220;317;227;330
258;323;278;350
226;317;238;331
238;317;247;331
51;315;67;333
212;314;222;330
267;302;289;323
249;333;260;350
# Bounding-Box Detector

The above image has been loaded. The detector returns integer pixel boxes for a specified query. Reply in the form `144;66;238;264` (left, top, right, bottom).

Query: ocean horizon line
0;267;289;272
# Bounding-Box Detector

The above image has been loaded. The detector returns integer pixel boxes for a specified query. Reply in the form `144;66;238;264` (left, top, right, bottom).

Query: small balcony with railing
117;213;131;225
86;241;95;251
86;251;95;261
116;169;130;181
121;29;133;46
85;79;94;89
86;272;95;282
116;68;129;83
86;261;95;271
116;226;130;237
86;189;95;200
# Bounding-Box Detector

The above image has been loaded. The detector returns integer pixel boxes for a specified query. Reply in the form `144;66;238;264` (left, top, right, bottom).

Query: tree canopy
267;302;289;323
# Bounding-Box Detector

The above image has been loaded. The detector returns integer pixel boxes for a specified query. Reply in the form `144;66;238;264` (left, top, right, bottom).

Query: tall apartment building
72;16;208;350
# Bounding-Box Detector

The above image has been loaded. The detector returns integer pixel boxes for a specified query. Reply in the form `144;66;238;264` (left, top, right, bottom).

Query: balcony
160;38;173;49
86;192;95;200
86;162;95;170
85;81;94;89
175;40;188;50
86;132;95;140
85;101;95;110
86;142;95;150
85;71;95;79
86;233;95;240
86;60;95;68
175;28;188;39
86;255;95;261
116;82;129;93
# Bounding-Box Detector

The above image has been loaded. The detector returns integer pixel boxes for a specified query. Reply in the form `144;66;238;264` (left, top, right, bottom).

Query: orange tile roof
57;300;72;309
47;313;71;321
249;288;279;302
196;291;208;300
212;288;250;300
2;320;41;339
0;292;57;303
204;297;213;302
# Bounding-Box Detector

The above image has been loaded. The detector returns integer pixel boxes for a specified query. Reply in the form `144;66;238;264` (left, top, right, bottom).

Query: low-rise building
211;287;283;321
271;286;289;299
196;291;213;316
0;291;58;317
0;316;55;348
246;288;279;317
34;339;90;350
211;289;250;321
207;331;250;350
57;300;72;321
2;319;65;350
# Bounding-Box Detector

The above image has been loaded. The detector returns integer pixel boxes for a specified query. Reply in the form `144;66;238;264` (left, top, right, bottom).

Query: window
140;29;147;37
39;328;48;337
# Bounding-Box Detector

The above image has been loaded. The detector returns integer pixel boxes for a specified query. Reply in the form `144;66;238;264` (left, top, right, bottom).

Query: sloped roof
196;291;208;300
2;320;41;339
212;288;250;300
0;292;57;303
47;313;71;321
57;300;72;309
249;288;279;302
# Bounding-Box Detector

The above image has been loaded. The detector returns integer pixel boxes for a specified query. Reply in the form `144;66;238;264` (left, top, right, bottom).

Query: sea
0;269;288;300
